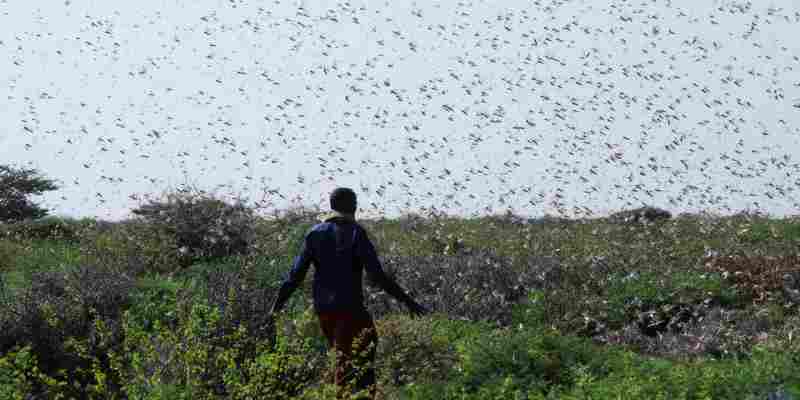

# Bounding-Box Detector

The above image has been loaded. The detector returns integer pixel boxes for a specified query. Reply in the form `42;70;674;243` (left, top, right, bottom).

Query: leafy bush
373;314;457;388
405;328;800;400
115;296;326;400
561;346;800;399
0;346;48;400
131;189;256;268
126;278;184;332
459;328;607;394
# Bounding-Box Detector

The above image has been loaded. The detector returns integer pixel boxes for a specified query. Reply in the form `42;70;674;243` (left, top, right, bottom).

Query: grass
0;239;84;293
1;211;800;399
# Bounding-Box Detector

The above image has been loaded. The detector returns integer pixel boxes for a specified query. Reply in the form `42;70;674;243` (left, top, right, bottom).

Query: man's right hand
407;301;430;318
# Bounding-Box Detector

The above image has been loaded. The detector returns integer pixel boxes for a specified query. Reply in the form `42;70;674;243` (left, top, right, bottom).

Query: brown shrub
704;254;800;304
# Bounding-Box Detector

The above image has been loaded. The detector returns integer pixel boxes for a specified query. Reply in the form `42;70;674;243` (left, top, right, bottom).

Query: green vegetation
1;202;800;399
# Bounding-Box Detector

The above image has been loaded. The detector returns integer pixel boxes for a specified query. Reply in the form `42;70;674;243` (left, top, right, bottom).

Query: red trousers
317;310;378;399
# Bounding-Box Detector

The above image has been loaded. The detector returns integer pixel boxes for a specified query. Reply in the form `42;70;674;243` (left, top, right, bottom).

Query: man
269;187;429;399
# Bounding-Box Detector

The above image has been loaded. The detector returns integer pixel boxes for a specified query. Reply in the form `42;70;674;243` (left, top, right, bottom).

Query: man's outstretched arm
357;227;429;317
270;232;314;314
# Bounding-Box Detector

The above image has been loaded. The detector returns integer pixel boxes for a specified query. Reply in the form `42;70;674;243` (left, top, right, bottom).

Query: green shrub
560;346;800;399
374;314;457;388
603;270;731;327
512;290;548;328
403;333;800;400
454;328;606;396
114;299;324;400
781;220;800;242
0;346;41;400
126;278;184;332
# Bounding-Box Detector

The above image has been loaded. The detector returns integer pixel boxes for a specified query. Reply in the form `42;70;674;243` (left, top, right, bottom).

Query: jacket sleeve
357;226;414;305
271;231;314;313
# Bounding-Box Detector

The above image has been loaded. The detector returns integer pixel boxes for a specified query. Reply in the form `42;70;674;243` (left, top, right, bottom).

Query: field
1;208;800;399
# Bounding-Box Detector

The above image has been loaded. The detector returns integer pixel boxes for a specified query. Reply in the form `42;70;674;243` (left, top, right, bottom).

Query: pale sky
1;0;799;220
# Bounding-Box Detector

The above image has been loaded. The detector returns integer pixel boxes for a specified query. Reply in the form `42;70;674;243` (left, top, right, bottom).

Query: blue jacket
272;213;413;314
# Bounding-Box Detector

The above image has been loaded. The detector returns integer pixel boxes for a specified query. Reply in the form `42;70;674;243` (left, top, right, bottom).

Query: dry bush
202;266;277;342
608;206;672;224
0;265;134;380
80;219;182;276
365;249;552;326
480;209;531;227
264;204;324;226
396;212;428;232
131;189;256;268
704;254;800;305
596;307;772;359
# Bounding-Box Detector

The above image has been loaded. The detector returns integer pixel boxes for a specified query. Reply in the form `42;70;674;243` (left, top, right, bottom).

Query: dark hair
330;187;357;213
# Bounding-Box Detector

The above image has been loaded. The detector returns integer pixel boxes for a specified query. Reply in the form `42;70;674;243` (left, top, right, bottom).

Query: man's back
304;217;368;313
277;213;415;315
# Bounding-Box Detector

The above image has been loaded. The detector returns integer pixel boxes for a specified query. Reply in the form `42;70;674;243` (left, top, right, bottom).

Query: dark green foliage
404;328;800;400
455;329;598;393
0;165;59;223
126;278;184;332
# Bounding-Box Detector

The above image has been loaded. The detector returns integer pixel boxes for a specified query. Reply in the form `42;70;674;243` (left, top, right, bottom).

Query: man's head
330;187;357;214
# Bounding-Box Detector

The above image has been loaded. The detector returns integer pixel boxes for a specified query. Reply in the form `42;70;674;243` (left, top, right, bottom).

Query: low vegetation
1;194;799;399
